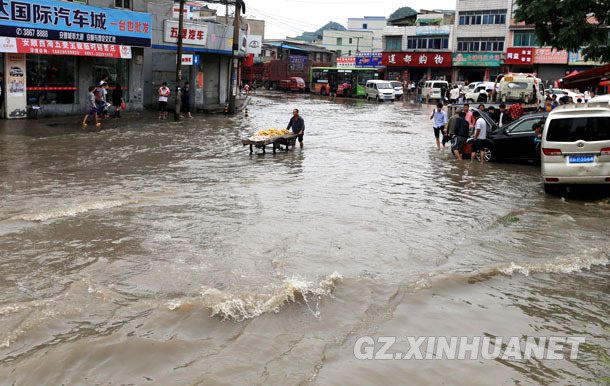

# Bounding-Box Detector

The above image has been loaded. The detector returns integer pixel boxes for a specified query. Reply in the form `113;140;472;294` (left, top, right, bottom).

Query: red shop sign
0;37;132;59
506;47;533;65
382;52;451;67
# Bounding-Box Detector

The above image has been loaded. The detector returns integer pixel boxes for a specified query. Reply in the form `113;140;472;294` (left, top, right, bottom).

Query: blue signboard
0;0;152;47
355;52;382;68
193;54;200;65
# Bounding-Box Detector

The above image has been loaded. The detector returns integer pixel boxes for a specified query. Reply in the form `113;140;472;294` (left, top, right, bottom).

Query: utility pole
174;0;186;121
228;0;245;114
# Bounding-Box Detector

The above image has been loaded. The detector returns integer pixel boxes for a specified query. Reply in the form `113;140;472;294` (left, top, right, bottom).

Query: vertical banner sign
5;53;26;119
196;71;204;107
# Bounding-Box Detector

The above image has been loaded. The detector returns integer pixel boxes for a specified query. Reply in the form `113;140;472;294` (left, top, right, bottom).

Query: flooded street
0;93;608;385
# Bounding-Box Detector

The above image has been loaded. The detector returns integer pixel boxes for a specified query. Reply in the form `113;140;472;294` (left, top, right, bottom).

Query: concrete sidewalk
0;96;250;137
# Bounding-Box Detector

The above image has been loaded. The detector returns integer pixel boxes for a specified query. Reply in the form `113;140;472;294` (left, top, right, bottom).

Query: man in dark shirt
287;108;305;149
452;111;470;160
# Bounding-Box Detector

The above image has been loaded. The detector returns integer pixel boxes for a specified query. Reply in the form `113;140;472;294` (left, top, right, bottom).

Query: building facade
322;30;374;56
0;0;151;118
452;0;510;82
381;12;454;83
347;16;387;52
0;0;245;118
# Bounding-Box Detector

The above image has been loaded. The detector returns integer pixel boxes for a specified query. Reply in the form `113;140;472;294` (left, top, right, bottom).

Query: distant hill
294;21;346;42
388;6;417;22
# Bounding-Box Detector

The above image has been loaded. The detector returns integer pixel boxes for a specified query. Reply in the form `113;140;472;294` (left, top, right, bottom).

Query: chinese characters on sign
452;53;501;67
0;36;132;58
163;20;208;47
533;48;568;64
0;0;152;47
381;52;451;67
506;48;533;65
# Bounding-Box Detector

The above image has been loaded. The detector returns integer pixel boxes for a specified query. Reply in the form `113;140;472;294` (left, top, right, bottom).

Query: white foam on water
166;272;343;322
498;251;609;277
8;199;137;222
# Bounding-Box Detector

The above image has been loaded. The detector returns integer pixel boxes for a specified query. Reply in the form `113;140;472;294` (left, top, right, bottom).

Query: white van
541;102;610;193
365;80;395;102
465;81;496;102
422;80;449;101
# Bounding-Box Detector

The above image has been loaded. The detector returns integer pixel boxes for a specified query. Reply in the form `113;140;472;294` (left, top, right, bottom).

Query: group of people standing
82;75;124;129
430;103;487;162
158;81;192;120
430;100;526;162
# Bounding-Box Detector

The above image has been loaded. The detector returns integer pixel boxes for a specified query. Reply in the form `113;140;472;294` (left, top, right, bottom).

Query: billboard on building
568;50;604;66
453;52;501;67
246;35;262;55
0;37;132;58
382;52;451;67
0;0;152;47
164;20;208;47
506;48;533;65
534;48;568;64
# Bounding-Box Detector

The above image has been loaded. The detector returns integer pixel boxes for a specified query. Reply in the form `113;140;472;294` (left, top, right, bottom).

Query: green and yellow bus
310;67;381;97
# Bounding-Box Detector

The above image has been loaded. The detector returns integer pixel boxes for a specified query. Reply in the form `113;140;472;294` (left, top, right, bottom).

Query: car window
509;119;538;133
547;117;610;142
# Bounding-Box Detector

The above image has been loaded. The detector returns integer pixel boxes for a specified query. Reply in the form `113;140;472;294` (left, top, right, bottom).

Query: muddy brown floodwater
0;92;608;385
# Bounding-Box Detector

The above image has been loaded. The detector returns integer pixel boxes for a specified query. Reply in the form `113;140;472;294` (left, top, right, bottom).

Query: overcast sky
207;0;456;39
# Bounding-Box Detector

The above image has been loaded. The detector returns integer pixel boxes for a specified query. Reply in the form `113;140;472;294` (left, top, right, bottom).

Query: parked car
279;77;306;92
548;88;585;102
365;80;395;102
390;81;403;98
465;82;496;102
541;102;610;193
422;80;449;101
484;112;548;163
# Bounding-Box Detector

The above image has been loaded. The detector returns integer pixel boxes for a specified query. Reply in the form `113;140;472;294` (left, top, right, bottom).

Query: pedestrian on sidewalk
112;83;124;118
158;82;170;119
430;102;448;150
180;81;193;119
286;108;305;149
82;86;101;129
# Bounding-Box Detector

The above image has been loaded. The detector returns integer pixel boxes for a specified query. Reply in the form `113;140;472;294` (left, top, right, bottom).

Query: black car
483;112;548;163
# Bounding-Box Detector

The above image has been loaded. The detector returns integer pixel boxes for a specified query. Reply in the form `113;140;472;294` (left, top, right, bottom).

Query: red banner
506;47;533;65
0;37;132;59
382;52;451;67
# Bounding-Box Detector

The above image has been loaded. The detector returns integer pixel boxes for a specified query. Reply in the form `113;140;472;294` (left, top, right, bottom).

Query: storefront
452;52;502;83
381;52;452;84
0;0;151;118
145;17;244;111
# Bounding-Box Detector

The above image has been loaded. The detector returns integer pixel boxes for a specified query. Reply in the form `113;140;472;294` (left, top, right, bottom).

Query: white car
590;94;610;103
465;82;495;102
541;101;610;193
548;88;585;102
365;80;395;102
390;81;404;98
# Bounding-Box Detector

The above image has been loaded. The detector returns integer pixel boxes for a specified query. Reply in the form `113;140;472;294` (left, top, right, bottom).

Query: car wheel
476;147;494;162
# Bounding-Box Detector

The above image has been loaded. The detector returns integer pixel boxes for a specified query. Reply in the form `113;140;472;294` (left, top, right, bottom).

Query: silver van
365;80;395;102
422;80;448;101
541;102;610;193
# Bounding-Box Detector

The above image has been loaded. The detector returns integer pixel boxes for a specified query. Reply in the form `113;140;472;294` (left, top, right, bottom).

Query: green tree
388;6;417;22
514;0;610;62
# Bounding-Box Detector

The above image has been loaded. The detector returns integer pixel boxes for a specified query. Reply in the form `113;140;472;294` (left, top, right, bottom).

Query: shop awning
267;43;309;52
560;63;610;88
